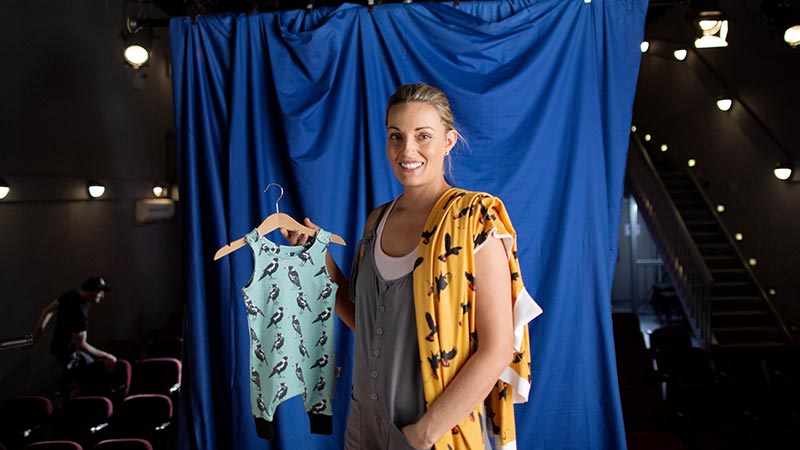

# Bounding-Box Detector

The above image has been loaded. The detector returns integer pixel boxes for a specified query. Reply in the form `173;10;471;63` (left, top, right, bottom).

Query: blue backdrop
169;1;646;449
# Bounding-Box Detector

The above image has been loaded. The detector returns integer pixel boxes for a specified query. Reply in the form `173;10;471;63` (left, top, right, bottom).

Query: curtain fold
170;1;646;448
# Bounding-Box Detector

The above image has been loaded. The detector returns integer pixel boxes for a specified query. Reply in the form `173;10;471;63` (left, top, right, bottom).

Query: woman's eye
419;134;431;140
389;134;402;141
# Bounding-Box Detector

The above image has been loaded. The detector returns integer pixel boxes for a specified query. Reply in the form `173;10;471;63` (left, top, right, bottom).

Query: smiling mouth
400;162;423;170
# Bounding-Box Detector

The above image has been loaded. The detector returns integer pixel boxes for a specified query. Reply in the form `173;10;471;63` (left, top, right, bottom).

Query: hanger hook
263;182;285;214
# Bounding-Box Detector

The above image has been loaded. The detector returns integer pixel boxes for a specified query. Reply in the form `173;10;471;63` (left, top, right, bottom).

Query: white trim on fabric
499;365;531;403
513;287;542;350
474;227;515;257
494;435;518;450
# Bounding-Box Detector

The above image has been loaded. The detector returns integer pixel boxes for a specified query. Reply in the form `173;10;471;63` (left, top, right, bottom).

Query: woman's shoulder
362;201;393;237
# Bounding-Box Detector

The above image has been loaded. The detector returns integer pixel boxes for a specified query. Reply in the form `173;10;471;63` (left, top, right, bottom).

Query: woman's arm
402;237;515;448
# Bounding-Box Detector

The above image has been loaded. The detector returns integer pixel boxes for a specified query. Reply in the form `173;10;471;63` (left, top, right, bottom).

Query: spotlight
0;179;9;200
748;257;757;266
152;183;169;198
688;159;697;167
660;144;668;152
124;44;149;68
88;180;106;199
692;1;728;48
631;125;637;132
641;41;650;53
644;134;652;142
716;204;725;213
122;16;158;69
716;98;733;111
774;162;794;181
673;49;688;60
762;0;800;48
767;287;777;296
734;232;743;241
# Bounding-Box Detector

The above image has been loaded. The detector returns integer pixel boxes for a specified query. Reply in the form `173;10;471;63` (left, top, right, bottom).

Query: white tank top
374;200;418;281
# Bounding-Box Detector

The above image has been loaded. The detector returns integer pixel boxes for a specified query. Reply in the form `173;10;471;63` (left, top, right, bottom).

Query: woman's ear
445;129;458;154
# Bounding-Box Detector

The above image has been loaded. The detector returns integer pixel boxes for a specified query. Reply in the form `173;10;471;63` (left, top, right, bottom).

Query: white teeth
400;162;423;169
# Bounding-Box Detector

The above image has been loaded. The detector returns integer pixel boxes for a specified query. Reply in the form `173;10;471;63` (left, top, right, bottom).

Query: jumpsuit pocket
344;394;363;450
387;422;428;450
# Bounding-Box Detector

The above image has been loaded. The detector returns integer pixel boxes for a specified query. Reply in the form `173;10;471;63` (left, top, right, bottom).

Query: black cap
81;277;111;292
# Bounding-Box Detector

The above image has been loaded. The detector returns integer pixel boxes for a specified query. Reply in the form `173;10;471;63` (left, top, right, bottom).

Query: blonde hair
385;83;466;180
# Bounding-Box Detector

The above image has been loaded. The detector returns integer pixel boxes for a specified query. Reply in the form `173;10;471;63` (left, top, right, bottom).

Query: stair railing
685;164;794;344
626;133;714;348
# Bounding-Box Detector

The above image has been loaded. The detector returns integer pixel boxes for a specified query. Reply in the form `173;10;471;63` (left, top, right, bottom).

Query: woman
286;83;539;450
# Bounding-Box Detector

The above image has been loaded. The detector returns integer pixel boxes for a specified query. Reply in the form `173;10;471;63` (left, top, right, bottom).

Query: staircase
627;134;792;349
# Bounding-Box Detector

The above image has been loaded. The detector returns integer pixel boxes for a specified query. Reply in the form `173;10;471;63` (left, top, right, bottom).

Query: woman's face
386;102;457;192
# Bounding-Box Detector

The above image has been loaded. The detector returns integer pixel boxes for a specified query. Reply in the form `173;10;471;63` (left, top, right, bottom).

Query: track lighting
691;1;729;48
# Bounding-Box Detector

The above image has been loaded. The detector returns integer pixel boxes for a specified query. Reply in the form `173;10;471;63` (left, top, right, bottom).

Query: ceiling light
673;49;688;61
716;98;733;111
748;257;757;266
644;134;652;142
762;0;800;48
774;162;794;181
88;180;106;199
734;232;743;241
153;183;169;198
695;20;729;48
768;287;777;296
0;179;9;200
716;204;725;213
688;159;697;167
631;125;637;132
640;41;650;53
660;144;668;152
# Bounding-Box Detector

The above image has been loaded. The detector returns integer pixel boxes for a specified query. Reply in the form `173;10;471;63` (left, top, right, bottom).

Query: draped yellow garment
412;188;542;450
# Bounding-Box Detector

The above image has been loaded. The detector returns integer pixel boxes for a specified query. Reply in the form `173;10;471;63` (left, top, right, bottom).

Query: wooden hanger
213;183;345;261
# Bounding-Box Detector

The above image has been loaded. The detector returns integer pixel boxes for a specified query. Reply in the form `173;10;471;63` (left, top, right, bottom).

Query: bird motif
258;242;270;256
435;272;451;295
267;284;280;304
250;327;259;342
453;205;474;220
259;258;279;281
314;266;328;278
427;351;441;380
309;399;327;414
440;348;457;367
298;249;314;266
310;354;329;369
298;339;310;359
513;351;526;364
272;382;288;404
286;266;302;290
312;307;332;324
267;307;284;328
314;330;328;347
464;272;476;291
245;300;265;317
254;344;267;363
318;283;332;302
438;233;463;262
424;312;437;342
291;315;303;337
296;292;312;314
257;393;267;413
314;376;326;392
498;383;509;401
295;363;305;383
442;191;465;209
478;201;497;224
269;356;289;378
413;257;424;271
420;225;437;245
270;333;285;354
473;230;488;248
511;272;520;282
251;368;261;390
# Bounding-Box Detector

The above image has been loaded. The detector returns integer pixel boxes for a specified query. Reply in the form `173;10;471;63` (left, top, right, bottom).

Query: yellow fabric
412;188;533;450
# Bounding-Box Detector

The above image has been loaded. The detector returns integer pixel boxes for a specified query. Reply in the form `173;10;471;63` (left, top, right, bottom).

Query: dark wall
0;1;181;396
633;4;800;341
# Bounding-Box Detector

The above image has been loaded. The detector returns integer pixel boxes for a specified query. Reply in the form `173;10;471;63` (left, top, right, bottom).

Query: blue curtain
169;1;646;449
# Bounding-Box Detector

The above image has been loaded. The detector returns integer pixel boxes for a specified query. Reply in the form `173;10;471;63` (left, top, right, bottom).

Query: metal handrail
627;133;714;348
685;168;794;344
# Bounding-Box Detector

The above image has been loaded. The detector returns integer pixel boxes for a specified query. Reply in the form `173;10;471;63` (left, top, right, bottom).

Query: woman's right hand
280;217;320;246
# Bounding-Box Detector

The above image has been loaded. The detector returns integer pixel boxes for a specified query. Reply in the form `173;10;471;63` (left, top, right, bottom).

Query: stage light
0;179;9;200
688;159;697;167
716;204;725;213
773;162;794;181
786;25;800;47
762;0;800;48
124;44;149;68
748;257;757;266
640;41;650;53
734;232;743;241
660;144;668;152
691;1;729;48
644;134;652;142
673;49;688;61
716;98;733;111
153;183;169;198
88;180;106;199
631;125;637;132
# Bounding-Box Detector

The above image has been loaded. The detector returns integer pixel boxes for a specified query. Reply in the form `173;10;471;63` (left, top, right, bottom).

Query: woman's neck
397;181;452;215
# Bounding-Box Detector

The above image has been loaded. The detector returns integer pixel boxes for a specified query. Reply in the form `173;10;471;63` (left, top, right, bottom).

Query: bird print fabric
413;188;542;450
242;228;338;437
